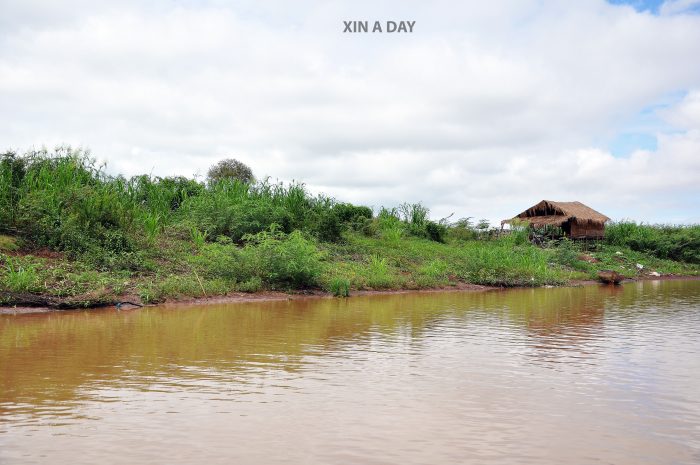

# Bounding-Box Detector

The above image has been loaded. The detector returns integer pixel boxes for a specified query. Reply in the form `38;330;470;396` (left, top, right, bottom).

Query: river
1;280;699;464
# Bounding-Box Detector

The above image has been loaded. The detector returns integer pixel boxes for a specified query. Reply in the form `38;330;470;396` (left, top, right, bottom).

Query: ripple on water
1;280;700;465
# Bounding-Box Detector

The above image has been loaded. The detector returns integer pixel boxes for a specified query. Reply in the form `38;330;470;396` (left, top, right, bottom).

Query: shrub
207;158;254;185
3;148;145;268
606;222;700;264
180;179;358;243
399;202;429;237
333;203;373;223
381;224;403;242
447;217;478;241
313;208;344;242
425;221;447;243
182;186;293;242
188;242;243;281
237;276;262;293
378;203;445;242
0;151;27;226
242;228;323;288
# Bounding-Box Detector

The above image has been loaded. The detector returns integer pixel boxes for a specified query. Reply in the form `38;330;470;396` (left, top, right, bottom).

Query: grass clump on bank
1;147;699;307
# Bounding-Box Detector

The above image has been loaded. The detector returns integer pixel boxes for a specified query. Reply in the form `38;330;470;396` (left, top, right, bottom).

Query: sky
1;0;699;224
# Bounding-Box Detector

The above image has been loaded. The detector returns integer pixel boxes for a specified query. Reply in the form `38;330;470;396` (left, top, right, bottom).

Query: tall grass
190;227;208;249
606;222;700;264
0;148;374;270
2;259;39;292
456;237;561;286
364;255;394;288
329;277;350;297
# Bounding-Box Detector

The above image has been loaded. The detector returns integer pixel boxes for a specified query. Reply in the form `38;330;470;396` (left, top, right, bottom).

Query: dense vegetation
1;147;698;307
606;222;700;264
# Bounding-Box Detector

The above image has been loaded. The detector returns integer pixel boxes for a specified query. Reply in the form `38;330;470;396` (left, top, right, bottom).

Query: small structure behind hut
501;200;610;239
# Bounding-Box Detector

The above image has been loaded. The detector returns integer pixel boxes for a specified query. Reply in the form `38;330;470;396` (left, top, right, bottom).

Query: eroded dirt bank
3;276;700;315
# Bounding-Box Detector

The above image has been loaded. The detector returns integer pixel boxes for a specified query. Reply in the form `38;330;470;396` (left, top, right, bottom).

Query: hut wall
561;220;572;236
569;221;605;239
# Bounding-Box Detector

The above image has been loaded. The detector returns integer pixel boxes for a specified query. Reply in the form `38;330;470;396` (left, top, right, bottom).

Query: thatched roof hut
501;200;610;239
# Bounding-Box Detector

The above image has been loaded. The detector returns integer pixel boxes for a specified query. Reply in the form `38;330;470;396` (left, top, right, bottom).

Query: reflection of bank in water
0;280;696;417
503;286;608;364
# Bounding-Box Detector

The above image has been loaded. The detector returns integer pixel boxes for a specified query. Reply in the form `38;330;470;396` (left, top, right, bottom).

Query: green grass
329;277;350;297
0;235;19;252
2;259;39;292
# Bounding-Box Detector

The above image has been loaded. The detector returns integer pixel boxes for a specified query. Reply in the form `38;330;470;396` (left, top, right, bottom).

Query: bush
306;203;374;242
606;222;700;264
190;227;208;249
237;276;262;293
241;228;323;288
0;151;27;227
400;202;429;237
333;203;373;223
425;221;447;243
207;158;254;185
188;242;244;281
313;208;344;242
182;186;294;242
376;203;446;243
447;217;478;241
180;179;370;243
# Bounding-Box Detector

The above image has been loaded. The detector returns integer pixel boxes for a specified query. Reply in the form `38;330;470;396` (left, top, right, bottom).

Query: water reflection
1;280;699;465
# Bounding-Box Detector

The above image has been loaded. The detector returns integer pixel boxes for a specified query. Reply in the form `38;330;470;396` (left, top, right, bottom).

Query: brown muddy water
1;280;700;465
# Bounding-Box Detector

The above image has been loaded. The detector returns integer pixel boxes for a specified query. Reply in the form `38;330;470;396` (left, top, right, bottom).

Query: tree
207;158;254;184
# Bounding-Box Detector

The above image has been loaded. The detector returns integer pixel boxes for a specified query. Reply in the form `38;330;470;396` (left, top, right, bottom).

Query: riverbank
3;273;699;315
2;149;699;311
2;226;700;312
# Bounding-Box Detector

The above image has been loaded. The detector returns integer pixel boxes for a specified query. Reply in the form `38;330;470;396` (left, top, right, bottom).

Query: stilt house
501;200;610;239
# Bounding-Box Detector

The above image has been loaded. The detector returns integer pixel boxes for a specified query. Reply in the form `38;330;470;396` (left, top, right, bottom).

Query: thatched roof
501;200;610;227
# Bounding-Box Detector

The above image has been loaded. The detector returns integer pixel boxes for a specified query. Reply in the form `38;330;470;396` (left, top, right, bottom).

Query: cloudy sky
1;0;699;224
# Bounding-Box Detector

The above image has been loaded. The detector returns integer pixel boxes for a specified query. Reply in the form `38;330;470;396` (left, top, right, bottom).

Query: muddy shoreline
3;275;699;315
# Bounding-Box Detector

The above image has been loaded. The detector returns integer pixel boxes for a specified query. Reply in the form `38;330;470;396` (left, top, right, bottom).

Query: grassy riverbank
2;148;699;308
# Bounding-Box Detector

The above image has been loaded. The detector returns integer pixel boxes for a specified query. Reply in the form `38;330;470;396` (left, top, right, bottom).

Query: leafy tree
207;158;254;185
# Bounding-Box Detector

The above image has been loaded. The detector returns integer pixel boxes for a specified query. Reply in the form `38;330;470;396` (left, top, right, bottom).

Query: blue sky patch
608;0;700;14
605;90;687;156
608;132;658;156
608;0;664;13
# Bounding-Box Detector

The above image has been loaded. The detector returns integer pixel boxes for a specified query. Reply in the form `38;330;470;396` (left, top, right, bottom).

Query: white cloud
1;0;699;224
660;0;700;15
